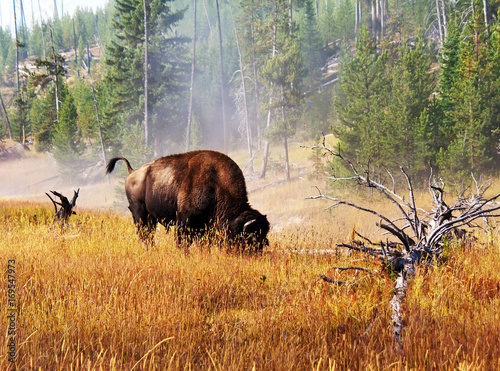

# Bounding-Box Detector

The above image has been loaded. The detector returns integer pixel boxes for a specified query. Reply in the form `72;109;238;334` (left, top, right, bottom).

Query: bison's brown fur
106;150;269;249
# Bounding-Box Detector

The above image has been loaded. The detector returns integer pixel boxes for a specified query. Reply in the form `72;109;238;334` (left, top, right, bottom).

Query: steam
0;155;118;210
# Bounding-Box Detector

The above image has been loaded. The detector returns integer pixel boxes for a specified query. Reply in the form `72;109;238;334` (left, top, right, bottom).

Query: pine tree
259;0;307;180
11;85;29;144
384;40;436;174
437;1;500;178
30;81;63;151
52;88;83;163
333;28;389;174
104;0;188;156
300;0;325;88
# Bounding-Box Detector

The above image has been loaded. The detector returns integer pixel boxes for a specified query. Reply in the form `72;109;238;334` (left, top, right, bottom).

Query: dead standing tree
46;189;80;227
306;144;500;353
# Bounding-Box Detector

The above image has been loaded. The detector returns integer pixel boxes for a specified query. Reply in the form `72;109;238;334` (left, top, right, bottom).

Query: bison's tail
106;157;134;175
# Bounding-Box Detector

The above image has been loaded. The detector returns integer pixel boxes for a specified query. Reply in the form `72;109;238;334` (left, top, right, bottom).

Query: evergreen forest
1;0;499;183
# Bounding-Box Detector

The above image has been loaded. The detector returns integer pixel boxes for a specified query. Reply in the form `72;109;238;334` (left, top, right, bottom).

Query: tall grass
1;177;500;370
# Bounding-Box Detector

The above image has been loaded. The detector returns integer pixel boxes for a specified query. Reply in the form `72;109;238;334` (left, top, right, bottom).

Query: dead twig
318;274;348;285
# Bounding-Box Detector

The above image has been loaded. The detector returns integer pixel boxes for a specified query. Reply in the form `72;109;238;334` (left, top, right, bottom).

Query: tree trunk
260;137;270;178
27;89;32;142
284;136;290;181
260;93;273;179
185;0;197;152
94;14;106;57
202;0;212;33
21;93;26;144
440;0;448;39
482;0;489;34
215;0;228;154
50;29;59;116
251;23;261;149
260;12;278;179
13;0;19;91
94;15;105;58
30;0;35;26
436;0;444;45
0;92;13;139
355;0;359;38
381;0;385;36
86;40;90;75
390;271;407;355
232;8;253;172
143;0;149;150
371;0;376;40
53;0;58;18
37;0;46;58
73;19;78;77
20;0;27;58
91;85;107;164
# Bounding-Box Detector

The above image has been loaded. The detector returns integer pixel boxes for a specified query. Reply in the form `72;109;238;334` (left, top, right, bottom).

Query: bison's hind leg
128;204;158;250
175;220;201;247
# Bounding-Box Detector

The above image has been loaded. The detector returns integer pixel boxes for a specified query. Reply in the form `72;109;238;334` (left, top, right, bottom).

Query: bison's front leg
174;223;196;252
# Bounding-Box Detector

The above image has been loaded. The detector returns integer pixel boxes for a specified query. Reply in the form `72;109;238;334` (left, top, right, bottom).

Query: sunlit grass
1;179;500;370
2;143;500;369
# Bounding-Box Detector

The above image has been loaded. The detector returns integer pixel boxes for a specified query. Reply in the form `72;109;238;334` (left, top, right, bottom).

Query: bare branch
45;189;80;227
401;167;420;239
332;266;375;273
378;223;414;251
307;194;408;241
306;142;500;353
318;274;349;285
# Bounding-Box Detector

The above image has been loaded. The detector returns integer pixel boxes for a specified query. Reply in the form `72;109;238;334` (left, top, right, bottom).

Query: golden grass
1;175;500;370
1;145;500;369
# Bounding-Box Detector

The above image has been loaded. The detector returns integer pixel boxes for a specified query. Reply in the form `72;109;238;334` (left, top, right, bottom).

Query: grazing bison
106;150;269;249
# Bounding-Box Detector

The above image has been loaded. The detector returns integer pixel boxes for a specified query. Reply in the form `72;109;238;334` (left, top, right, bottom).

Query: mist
0;154;119;211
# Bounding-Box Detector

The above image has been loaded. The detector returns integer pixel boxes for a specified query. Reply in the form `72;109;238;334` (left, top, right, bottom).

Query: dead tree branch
306;142;500;354
46;189;80;227
318;274;348;285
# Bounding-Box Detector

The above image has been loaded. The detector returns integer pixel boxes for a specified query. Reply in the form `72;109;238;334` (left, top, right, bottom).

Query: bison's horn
243;219;257;232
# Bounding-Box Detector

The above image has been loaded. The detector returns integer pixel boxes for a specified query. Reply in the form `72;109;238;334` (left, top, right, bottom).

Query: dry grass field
1;144;500;369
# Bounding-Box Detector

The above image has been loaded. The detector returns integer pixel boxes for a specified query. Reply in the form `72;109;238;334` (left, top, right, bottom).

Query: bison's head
230;209;270;250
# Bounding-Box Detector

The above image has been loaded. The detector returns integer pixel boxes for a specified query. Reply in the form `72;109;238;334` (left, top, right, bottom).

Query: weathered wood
46;189;79;226
391;271;407;355
332;266;374;273
307;141;500;354
318;274;348;285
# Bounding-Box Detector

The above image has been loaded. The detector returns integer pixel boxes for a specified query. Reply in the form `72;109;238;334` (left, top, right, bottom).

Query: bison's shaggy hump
106;150;269;249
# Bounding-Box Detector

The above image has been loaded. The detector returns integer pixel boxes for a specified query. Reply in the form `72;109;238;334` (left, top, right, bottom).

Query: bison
106;150;269;249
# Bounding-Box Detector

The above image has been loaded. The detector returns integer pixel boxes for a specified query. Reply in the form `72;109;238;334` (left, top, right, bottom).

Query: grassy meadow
1;144;500;369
